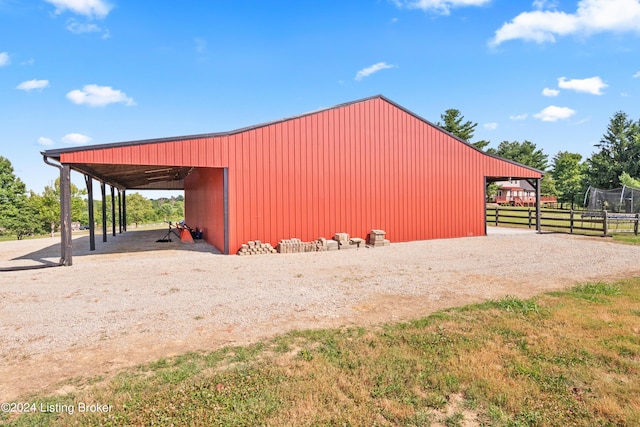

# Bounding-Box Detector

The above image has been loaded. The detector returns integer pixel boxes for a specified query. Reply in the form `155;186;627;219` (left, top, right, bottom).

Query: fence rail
486;206;640;236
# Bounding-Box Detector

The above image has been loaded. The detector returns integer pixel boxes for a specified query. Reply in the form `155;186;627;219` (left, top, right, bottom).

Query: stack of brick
277;237;338;253
333;233;363;250
237;240;277;255
367;229;390;247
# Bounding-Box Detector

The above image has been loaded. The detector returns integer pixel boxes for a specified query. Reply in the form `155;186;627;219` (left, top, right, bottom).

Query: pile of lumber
367;229;390;247
237;240;277;256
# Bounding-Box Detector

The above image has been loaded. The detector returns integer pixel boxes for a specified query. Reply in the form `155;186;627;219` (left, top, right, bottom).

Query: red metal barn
43;95;542;259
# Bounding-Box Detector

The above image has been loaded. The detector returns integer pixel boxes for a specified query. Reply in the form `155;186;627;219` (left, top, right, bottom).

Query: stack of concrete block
333;233;364;250
276;237;338;253
237;240;277;255
367;229;390;247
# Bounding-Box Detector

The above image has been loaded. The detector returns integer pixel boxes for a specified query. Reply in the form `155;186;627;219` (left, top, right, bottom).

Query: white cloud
45;0;112;19
16;79;50;91
534;105;576;122
66;84;135;107
542;87;559;97
558;76;607;95
65;18;110;38
634;71;640;78
355;62;396;81
394;0;491;15
490;0;640;46
0;52;10;67
62;133;92;145
67;20;100;33
509;113;528;120
532;0;559;10
38;137;54;146
484;122;498;130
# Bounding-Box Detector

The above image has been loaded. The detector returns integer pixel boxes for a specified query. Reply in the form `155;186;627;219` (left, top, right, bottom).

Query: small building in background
493;180;556;207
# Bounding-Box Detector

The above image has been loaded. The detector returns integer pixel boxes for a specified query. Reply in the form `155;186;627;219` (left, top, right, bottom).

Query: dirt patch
1;228;639;400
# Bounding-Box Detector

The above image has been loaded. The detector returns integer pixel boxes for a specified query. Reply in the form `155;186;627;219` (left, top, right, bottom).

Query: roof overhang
42;153;192;190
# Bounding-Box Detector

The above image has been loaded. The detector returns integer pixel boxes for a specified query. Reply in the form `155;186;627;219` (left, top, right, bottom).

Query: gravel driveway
1;227;639;400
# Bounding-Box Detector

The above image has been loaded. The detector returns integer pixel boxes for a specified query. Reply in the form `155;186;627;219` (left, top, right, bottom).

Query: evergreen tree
438;109;476;141
587;111;640;189
437;109;492;151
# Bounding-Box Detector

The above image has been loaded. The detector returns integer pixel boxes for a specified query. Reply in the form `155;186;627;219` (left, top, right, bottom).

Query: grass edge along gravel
3;278;640;426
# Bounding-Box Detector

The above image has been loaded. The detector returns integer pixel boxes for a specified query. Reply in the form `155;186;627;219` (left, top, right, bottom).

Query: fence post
635;213;639;236
495;206;499;226
570;210;574;234
603;210;608;236
528;208;532;229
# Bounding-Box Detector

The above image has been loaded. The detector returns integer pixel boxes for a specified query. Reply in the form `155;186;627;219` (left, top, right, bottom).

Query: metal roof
41;94;543;190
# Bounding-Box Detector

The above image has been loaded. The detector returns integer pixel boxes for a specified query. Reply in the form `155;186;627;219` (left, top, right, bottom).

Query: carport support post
111;186;116;236
118;190;123;234
60;164;73;266
535;178;541;233
84;175;95;251
122;190;127;232
101;182;107;242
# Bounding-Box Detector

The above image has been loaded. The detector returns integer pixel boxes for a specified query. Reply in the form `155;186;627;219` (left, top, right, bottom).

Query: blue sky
1;0;640;196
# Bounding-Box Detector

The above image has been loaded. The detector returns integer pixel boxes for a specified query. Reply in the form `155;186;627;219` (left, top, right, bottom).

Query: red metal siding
184;168;225;252
59;96;541;254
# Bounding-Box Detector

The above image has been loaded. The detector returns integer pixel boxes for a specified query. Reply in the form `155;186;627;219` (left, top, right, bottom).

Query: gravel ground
1;227;639;400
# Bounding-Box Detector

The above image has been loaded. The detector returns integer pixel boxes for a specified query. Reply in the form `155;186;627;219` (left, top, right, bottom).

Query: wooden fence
486;206;640;236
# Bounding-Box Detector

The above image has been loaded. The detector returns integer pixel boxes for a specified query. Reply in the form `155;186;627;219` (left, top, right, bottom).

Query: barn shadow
0;228;220;271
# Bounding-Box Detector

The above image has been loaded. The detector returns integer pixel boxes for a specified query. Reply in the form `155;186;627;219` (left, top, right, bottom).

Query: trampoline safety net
584;186;640;214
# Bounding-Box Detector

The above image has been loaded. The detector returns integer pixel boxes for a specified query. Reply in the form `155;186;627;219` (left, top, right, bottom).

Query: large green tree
125;193;155;227
437;109;490;150
552;151;588;208
620;172;640;189
587;111;640;189
31;178;88;232
487;140;549;171
0;156;40;239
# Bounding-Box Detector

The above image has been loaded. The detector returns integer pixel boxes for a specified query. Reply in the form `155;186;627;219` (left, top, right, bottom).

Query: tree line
0;160;184;240
437;109;640;207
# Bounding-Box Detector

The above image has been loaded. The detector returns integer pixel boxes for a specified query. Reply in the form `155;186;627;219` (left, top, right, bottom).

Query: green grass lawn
3;278;640;426
613;233;640;245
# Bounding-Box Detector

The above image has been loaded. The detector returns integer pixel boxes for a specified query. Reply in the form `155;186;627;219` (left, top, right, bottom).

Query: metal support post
101;182;107;242
60;164;73;266
85;175;95;251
